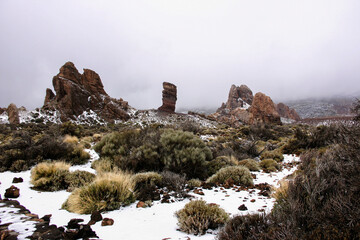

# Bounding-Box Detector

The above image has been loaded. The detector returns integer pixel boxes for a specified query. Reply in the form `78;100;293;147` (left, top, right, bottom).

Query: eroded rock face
158;82;177;113
43;62;130;122
211;84;287;126
6;103;20;125
276;103;301;121
249;92;281;125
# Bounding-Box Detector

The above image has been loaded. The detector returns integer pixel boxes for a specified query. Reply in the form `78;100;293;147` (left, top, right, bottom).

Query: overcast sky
1;0;360;111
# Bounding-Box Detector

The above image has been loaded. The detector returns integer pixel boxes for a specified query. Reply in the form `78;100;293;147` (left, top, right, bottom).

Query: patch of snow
72;110;105;125
19;109;61;124
280;117;296;124
0;112;9;124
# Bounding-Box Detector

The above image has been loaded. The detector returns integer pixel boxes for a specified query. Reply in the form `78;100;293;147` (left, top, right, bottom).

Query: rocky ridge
210;84;300;126
43;62;130;123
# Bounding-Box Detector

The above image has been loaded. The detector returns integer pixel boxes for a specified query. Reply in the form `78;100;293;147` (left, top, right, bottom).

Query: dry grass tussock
206;166;253;186
63;135;79;145
30;161;70;186
63;171;135;214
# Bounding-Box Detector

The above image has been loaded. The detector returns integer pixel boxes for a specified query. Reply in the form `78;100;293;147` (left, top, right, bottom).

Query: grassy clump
206;166;253;186
176;200;229;235
187;179;202;189
238;159;260;171
63;172;135;214
259;159;281;172
30;162;95;191
206;155;238;176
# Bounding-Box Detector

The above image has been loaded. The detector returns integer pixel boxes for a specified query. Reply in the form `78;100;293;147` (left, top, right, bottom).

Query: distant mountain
285;97;357;119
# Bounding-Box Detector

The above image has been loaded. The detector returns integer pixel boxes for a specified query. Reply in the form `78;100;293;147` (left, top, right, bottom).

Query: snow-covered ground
0;152;299;240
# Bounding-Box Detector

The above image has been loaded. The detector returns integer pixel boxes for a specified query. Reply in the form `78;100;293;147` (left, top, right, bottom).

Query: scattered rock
41;214;52;223
250;199;256;203
12;177;23;183
4;185;20;198
6;103;20;125
101;218;114;226
67;218;84;229
238;204;248;211
193;189;205;196
158;82;177;113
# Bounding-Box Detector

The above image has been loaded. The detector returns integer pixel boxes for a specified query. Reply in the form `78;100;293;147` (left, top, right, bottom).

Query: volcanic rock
0;107;6;114
90;210;103;223
249;92;281;125
276;102;301;121
43;61;130;122
225;84;253;109
101;218;114;226
238;204;248;211
12;177;23;183
158;82;177;113
4;185;20;198
6;103;20;125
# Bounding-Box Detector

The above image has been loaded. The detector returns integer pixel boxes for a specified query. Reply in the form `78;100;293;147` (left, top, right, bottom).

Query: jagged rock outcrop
6;103;20;124
0;107;6;114
249;92;281;125
211;84;299;126
43;62;130;122
276;103;301;121
158;82;177;113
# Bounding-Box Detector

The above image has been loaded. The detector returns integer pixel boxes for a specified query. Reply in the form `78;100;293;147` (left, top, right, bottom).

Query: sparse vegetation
238;158;260;171
259;159;281;172
176;200;229;235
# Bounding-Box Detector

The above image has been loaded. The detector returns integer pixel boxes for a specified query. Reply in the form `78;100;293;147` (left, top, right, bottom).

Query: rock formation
158;82;177;113
211;84;300;126
0;107;6;114
276;103;301;121
249;92;281;125
43;62;130;122
6;103;20;124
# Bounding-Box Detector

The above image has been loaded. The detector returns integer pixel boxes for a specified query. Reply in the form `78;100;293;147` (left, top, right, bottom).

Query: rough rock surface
211;84;295;126
0;107;7;114
6;103;20;125
276;102;301;121
4;185;20;198
158;82;177;113
249;92;281;125
43;61;130;122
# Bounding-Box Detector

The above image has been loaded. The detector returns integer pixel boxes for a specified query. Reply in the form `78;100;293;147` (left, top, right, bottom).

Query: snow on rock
0;112;9;124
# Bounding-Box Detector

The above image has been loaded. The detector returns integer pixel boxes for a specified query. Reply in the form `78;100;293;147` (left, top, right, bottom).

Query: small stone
193;189;204;196
238;204;248;211
250;199;256;203
90;210;102;223
136;201;146;208
41;214;52;222
4;185;20;198
67;219;84;229
101;218;114;226
12;177;23;183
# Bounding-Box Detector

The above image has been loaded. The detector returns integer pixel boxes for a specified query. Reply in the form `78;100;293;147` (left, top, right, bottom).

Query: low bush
91;158;118;173
160;171;187;197
132;172;163;201
206;166;253;186
63;172;135;214
176;200;229;235
238;159;260;171
64;170;96;191
160;129;213;179
217;214;272;240
187;179;202;189
260;149;284;162
259;159;281;172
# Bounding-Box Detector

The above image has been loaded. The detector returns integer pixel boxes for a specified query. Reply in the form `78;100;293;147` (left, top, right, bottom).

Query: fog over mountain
1;0;360;111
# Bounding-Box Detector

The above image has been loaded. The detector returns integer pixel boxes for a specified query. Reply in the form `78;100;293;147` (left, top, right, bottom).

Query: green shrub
259;159;281;172
206;155;238;176
60;121;83;137
260;149;284;162
160;129;213;179
206;166;253;186
63;172;135;214
176;200;229;235
238;159;260;171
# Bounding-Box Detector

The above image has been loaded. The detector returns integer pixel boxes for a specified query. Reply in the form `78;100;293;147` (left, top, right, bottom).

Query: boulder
249;92;281;125
276;102;301;121
136;201;146;208
158;82;177;113
4;185;20;198
225;84;253;110
12;177;23;183
6;103;20;124
43;61;130;122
